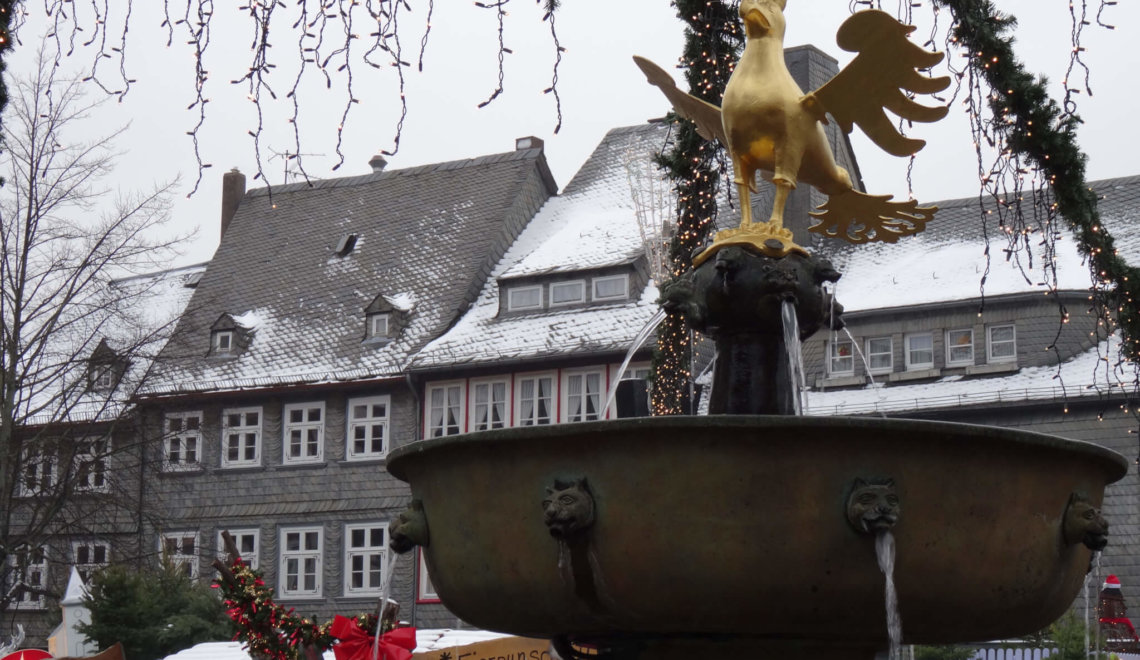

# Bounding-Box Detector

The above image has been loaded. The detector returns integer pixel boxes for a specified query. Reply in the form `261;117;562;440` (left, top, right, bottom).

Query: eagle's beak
740;1;772;33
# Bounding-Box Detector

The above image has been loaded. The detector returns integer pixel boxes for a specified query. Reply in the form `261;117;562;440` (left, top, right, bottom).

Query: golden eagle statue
635;0;950;264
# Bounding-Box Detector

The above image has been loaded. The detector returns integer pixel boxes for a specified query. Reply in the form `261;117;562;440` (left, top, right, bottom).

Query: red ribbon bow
331;615;417;660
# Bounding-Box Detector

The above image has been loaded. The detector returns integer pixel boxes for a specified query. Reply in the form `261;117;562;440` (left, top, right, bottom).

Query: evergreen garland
0;0;13;127
932;0;1140;359
651;0;742;415
214;558;378;659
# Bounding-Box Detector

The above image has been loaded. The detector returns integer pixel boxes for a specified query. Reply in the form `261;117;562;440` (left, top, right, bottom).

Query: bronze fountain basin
388;415;1127;656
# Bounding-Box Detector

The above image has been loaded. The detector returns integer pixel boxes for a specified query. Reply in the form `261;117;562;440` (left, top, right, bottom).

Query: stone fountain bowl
388;416;1127;650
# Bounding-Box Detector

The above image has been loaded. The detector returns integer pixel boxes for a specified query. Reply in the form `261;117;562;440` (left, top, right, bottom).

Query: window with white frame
75;437;109;492
904;333;935;370
90;365;114;390
161;532;199;579
344;523;388;596
222;407;262;468
7;546;47;608
828;339;854;376
987;324;1017;363
427;383;464;438
283;402;324;464
507;285;542;311
517;374;555;426
865;337;893;374
563;370;604;423
417;549;439;602
214;330;234;353
592;275;629;302
347;395;389;460
369;313;390;339
550;280;585;306
19;444;57;496
946;329;975;366
217;529;259;570
163;411;202;471
471;380;508;431
73;540;110;582
280;527;322;598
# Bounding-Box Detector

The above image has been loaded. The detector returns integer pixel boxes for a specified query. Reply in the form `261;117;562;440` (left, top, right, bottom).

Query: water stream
875;530;903;660
781;300;805;415
603;307;667;414
843;327;878;389
372;556;401;659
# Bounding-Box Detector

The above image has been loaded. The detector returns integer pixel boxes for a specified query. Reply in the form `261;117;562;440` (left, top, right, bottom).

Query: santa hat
1104;575;1123;591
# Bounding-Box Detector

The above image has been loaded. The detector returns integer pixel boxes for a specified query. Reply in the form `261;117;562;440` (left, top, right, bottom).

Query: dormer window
209;312;255;357
369;313;390;339
363;293;412;345
214;330;234;353
86;339;125;392
550;281;585;307
592;275;629;302
508;285;543;311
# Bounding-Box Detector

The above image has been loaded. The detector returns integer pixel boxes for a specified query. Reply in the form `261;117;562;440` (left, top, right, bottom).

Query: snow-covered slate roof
22;262;205;426
141;147;556;395
825;175;1140;312
412;123;671;370
806;335;1127;416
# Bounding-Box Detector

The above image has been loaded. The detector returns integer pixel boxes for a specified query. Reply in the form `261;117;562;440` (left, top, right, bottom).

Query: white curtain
567;375;583;421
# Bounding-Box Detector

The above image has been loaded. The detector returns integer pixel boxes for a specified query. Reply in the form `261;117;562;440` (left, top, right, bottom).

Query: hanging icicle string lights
933;0;1140;366
14;0;565;195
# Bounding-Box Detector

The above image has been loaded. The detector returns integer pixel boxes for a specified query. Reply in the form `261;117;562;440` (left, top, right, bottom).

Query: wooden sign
412;636;552;660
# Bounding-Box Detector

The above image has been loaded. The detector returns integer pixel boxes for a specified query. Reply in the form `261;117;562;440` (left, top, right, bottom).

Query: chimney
368;153;388;173
515;136;544;152
220;167;246;240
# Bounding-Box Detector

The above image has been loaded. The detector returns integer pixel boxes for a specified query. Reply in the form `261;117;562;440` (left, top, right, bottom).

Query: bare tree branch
0;44;191;617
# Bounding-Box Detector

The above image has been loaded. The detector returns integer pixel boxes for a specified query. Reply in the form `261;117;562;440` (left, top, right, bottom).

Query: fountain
386;4;1128;660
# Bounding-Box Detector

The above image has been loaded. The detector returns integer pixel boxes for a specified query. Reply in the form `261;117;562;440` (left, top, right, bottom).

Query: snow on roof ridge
383;292;416;312
242;148;538;198
231;308;264;328
111;261;209;286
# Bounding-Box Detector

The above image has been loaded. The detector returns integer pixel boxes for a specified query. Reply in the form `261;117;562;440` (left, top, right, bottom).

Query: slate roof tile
143;148;554;395
412;123;673;370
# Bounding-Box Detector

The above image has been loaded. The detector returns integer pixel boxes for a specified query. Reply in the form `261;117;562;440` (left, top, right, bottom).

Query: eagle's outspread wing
803;10;950;158
633;55;726;146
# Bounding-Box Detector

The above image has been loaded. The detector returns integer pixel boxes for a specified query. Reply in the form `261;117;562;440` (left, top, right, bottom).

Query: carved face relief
1063;492;1108;551
542;478;596;541
846;478;900;534
390;499;430;554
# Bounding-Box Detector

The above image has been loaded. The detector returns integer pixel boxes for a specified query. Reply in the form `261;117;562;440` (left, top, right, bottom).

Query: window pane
509;286;541;310
991;326;1014;342
593;276;627;300
551;281;584;304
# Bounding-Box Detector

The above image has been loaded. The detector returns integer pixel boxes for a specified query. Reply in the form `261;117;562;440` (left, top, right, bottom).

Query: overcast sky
7;1;1139;268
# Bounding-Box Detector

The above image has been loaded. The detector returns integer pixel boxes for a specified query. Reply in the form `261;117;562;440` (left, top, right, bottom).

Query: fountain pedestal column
663;245;844;414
